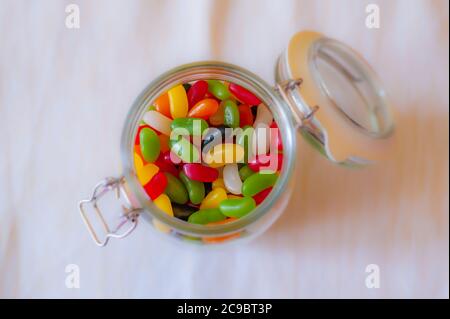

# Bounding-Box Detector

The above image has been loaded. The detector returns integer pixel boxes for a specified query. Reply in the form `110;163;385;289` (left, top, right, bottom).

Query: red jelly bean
182;163;219;182
187;80;208;108
144;171;168;200
270;121;283;151
238;104;254;127
135;125;151;145
229;83;261;105
155;151;179;177
248;154;283;172
253;187;272;205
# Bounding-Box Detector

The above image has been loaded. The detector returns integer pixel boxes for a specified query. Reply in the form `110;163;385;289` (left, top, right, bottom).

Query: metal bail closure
79;177;141;246
276;31;395;166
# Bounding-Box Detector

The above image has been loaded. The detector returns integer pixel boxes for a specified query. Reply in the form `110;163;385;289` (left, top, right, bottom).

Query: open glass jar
79;31;394;246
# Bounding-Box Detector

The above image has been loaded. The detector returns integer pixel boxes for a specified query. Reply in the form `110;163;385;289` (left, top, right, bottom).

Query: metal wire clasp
79;177;140;247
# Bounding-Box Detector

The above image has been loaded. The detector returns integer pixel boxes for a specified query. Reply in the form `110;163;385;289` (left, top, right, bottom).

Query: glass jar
79;31;394;246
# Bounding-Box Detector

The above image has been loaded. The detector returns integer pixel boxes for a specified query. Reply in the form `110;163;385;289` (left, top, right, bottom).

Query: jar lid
276;31;395;165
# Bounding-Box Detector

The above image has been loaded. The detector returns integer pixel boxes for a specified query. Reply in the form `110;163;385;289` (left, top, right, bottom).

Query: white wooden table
0;0;448;298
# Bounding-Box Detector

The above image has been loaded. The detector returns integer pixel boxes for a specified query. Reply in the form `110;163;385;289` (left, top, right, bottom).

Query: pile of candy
133;80;283;229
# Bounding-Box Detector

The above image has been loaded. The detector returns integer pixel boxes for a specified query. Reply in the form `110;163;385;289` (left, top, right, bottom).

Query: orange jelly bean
153;93;171;118
203;218;240;244
188;98;219;119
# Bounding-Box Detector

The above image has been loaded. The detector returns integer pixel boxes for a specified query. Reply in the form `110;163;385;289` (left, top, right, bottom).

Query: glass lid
276;31;395;165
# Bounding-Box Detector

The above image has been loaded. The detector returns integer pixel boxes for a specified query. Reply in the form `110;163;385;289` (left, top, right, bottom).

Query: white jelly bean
252;104;272;155
253;103;273;127
143;110;172;136
223;164;242;195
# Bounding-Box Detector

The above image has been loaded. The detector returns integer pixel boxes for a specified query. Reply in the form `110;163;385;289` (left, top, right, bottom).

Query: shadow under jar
79;31;395;246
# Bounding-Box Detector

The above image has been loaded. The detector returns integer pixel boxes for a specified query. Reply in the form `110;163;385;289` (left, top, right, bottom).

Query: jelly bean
154;193;173;216
203;217;240;244
139;127;160;163
207;80;231;100
187;98;219;119
229;83;261;106
182;163;219;182
212;178;226;190
154;151;179;177
168;84;188;119
238;104;254;127
252;104;273;155
135;124;150;145
239;165;255;181
134;152;143;168
253;187;272;205
164;172;189;204
147;105;156;111
270;121;283;151
203;143;245;168
242;172;278;197
171;117;209;136
223;164;242;195
158;134;170;152
187;80;208;107
153;93;171;118
172;203;197;221
136;163;159;185
179;171;205;205
199;187;227;210
169;137;200;163
227;194;243;199
254;103;273;126
188;208;226;225
134;146;144;163
235;126;254;162
143;110;172;136
144;171;167;200
248;154;283;172
201;125;233;154
219;197;256;218
223;100;240;128
209;100;225;126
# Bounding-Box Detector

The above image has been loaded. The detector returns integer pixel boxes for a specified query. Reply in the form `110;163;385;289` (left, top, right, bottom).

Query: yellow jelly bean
153;194;173;233
134;152;143;168
136;162;159;185
204;143;245;168
168;84;188;119
199;187;227;210
212;178;226;191
153;193;174;216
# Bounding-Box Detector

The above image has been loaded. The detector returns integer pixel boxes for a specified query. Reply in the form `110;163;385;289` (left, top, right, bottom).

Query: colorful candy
139;127;160;163
179;171;205;205
182;163;219;182
187;80;208;107
229;83;261;105
223;164;242;195
168;85;188;119
143;110;172;136
219;197;256;218
242;172;278;197
133;79;284;230
164;173;189;204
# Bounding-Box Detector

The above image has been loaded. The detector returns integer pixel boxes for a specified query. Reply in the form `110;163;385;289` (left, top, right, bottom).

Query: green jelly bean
223;100;240;128
170;118;209;136
219;197;256;218
148;105;156;111
236;126;254;161
169;137;200;163
239;165;255;181
207;80;231;100
183;83;191;92
188;208;226;225
179;171;205;205
139;127;160;163
164;173;188;204
242;172;278;197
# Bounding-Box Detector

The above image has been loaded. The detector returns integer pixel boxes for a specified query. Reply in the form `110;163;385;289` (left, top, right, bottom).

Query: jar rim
120;61;297;237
